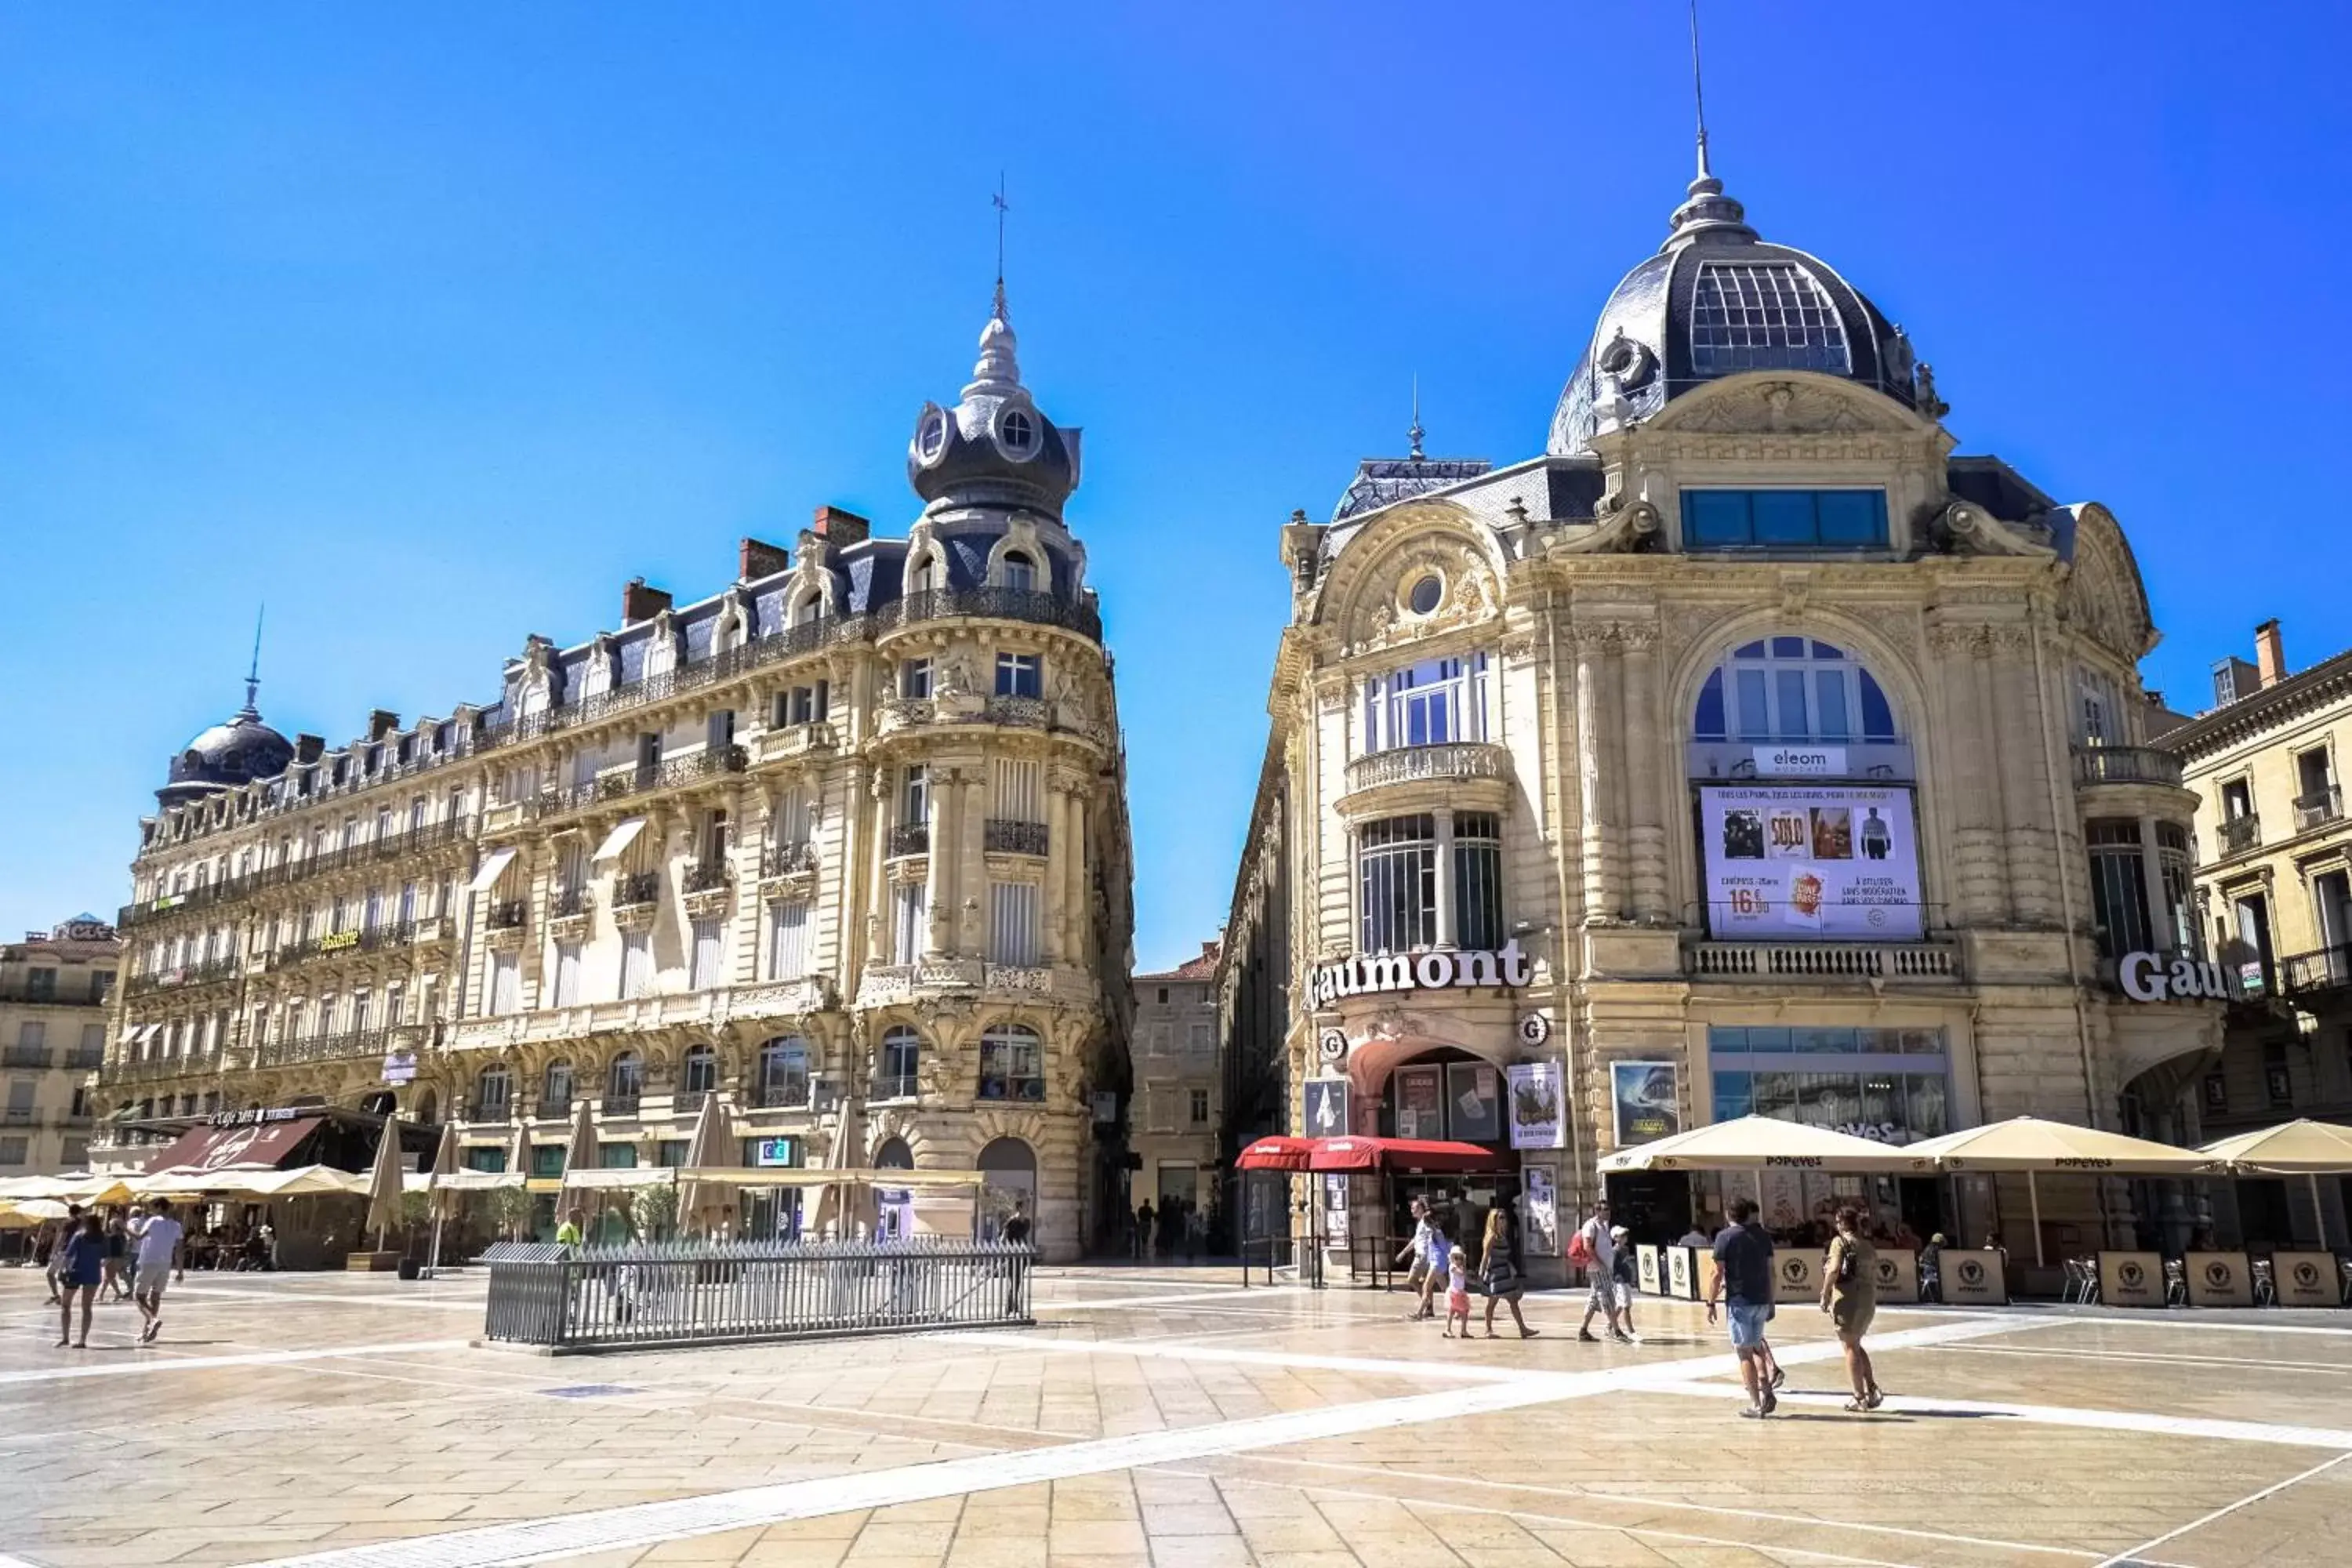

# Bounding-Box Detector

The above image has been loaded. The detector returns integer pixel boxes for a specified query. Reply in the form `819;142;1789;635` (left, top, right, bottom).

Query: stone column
1987;630;2049;925
960;765;989;960
1932;623;2005;927
1066;792;1090;967
1573;624;1620;924
1433;810;1458;948
1620;622;1669;924
923;766;953;960
1042;783;1067;964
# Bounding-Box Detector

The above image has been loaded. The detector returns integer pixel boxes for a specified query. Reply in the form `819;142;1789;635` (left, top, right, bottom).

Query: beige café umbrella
1900;1116;2223;1267
423;1120;461;1278
558;1099;600;1240
364;1116;408;1254
675;1091;737;1239
1599;1116;1912;1233
2198;1120;2352;1250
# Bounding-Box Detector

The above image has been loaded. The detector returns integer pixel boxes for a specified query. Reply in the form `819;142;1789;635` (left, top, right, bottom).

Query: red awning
144;1116;325;1174
1233;1136;1316;1171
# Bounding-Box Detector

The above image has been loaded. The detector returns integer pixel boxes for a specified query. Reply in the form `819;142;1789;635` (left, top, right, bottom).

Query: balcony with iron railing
2071;745;2186;789
760;841;818;879
464;1097;515;1123
876;585;1102;643
550;884;593;920
684;860;731;894
2;1046;53;1070
524;746;749;824
612;871;661;911
872;1072;920;1102
983;818;1049;856
0;983;114;1007
265;920;416;972
121;816;475;930
65;1049;104;1072
887;822;930;858
255;1027;394;1069
2294;786;2344;833
486;900;529;931
601;1092;642;1119
126;956;243;998
2220;815;2263;857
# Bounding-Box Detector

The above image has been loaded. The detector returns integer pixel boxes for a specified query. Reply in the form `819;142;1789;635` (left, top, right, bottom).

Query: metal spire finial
991;172;1010;322
1663;0;1755;250
1407;376;1426;461
1690;0;1711;180
241;605;265;717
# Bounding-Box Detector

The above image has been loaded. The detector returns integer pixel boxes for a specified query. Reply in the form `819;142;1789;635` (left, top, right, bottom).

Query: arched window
757;1036;809;1109
1001;550;1036;593
543;1059;574;1113
681;1044;717;1095
474;1064;512;1120
879;1026;922;1099
978;1025;1043;1102
607;1051;644;1104
793;590;823;627
1693;637;1897;746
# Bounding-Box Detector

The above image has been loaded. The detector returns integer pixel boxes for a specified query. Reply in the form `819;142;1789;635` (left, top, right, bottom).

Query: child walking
1441;1247;1473;1339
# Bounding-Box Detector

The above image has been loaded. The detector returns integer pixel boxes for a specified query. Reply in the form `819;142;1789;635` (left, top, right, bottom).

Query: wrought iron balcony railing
125;955;241;997
2294;787;2344;832
527;746;749;822
1;1047;53;1069
761;841;817;878
982;818;1049;856
887;822;930;858
0;984;113;1007
121;817;474;930
612;871;661;909
551;884;593;919
266;920;416;971
684;860;731;894
486;900;528;931
877;586;1102;643
2220;815;2262;856
255;1027;392;1069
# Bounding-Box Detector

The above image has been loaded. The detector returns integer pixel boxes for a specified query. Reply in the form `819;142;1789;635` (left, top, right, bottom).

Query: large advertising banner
1698;784;1924;940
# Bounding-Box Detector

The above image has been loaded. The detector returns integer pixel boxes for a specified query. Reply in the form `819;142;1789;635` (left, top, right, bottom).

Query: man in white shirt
1392;1197;1436;1320
1575;1200;1633;1345
127;1199;185;1345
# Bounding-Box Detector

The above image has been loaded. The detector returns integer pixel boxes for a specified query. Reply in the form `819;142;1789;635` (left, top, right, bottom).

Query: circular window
917;410;948;459
1407;575;1443;615
1000;408;1036;454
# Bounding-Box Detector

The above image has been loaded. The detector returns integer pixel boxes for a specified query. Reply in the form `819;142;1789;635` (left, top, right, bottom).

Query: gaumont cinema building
1217;146;2225;1275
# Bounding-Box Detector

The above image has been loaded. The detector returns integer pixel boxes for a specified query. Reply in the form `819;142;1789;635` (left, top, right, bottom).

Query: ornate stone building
1218;147;2222;1273
1129;941;1221;1235
1;917;115;1177
96;289;1134;1258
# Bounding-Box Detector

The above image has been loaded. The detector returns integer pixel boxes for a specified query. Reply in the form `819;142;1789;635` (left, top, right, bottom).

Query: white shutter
620;931;651;999
553;942;582;1007
690;918;723;990
489;952;521;1015
989;881;1039;967
768;902;808;981
993;758;1042;822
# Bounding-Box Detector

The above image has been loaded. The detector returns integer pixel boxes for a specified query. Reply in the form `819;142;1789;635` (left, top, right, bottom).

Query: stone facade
96;294;1134;1260
1129;943;1221;1236
0;919;115;1177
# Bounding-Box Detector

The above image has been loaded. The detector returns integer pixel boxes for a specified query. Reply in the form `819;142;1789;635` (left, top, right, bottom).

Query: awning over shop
143;1116;325;1175
1232;1136;1314;1172
466;845;520;894
591;817;648;863
1236;1136;1506;1174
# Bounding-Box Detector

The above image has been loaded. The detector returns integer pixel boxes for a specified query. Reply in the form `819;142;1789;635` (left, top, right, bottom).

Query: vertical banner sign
1610;1062;1681;1146
1303;1080;1348;1138
1521;1164;1560;1256
1698;784;1924;939
1506;1062;1567;1149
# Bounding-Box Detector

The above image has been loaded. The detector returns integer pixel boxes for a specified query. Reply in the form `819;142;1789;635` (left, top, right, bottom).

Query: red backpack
1566;1225;1595;1269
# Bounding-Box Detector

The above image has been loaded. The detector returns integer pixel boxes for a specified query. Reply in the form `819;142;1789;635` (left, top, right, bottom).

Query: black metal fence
482;1236;1036;1352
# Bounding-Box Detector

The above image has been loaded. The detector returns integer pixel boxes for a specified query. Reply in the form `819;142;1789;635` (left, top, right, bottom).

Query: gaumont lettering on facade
2116;950;2234;1004
1308;941;1534;1008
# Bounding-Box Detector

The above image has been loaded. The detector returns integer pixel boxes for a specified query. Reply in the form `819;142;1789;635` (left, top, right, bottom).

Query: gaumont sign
1307;940;1532;1007
2116;950;2234;1004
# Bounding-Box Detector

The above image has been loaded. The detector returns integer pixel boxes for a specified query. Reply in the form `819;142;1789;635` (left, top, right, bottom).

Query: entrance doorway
874;1136;914;1242
978;1136;1036;1241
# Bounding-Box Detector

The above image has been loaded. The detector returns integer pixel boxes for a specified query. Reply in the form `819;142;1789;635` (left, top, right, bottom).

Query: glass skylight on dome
1689;260;1851;376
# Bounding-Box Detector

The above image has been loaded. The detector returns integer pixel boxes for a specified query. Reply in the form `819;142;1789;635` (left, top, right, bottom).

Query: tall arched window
1693;637;1897;745
978;1025;1043;1102
681;1044;717;1095
878;1026;922;1099
757;1036;809;1109
543;1059;573;1113
607;1051;644;1105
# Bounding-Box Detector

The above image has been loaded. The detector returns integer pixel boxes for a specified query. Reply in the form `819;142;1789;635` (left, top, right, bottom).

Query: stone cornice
2165;649;2352;759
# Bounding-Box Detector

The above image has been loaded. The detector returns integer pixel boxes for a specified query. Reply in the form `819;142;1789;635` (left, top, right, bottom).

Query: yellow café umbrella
675;1091;737;1238
2198;1120;2352;1250
1900;1116;2223;1268
364;1116;408;1253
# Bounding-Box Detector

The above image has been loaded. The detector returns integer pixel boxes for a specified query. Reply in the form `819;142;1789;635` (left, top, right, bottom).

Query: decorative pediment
1650;373;1920;437
1313;503;1509;659
2061;503;2158;659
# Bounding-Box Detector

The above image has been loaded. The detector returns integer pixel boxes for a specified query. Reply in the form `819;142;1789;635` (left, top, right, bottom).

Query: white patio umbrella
364;1116;408;1253
557;1099;600;1240
2198;1120;2352;1250
1598;1116;1911;1174
675;1091;736;1238
1900;1116;2222;1267
423;1120;461;1278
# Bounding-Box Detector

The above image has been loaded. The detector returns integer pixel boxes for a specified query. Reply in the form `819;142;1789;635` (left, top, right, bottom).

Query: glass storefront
1708;1025;1950;1145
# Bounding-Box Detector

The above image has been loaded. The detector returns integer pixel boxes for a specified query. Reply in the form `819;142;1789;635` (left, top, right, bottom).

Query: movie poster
1610;1062;1681;1146
1448;1062;1502;1143
1506;1061;1566;1149
1521;1164;1560;1256
1698;785;1923;940
1395;1065;1443;1139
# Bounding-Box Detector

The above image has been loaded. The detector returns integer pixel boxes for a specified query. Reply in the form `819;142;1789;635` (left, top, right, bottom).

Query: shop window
1708;1025;1949;1145
1362;654;1490;754
1681;488;1888;550
464;1147;507;1174
1693;637;1898;744
531;1144;565;1178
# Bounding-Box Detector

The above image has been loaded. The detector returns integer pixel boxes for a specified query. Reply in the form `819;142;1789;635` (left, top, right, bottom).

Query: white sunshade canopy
1597;1116;1911;1174
466;845;520;895
1899;1116;2222;1174
591;817;648;862
2196;1119;2352;1174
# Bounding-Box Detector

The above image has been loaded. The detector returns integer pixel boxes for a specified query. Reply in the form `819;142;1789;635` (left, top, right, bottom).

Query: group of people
1703;1198;1886;1417
1393;1196;1537;1339
1130;1196;1204;1261
40;1198;186;1350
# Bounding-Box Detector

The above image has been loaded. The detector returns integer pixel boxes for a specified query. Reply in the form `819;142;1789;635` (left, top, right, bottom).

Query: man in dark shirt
1704;1197;1781;1418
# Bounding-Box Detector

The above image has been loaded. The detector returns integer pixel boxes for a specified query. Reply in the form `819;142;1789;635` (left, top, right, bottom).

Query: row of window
898;652;1044;702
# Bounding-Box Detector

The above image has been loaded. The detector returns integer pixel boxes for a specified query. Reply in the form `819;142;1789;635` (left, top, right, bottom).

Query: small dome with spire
906;284;1081;518
1548;150;1925;456
156;629;294;808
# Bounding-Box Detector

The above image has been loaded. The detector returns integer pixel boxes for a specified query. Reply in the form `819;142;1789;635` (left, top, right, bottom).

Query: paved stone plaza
2;1266;2347;1568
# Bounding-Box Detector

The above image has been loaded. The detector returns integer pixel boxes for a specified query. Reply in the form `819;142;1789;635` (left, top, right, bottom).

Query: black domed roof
1549;162;1922;456
906;291;1080;518
158;695;293;808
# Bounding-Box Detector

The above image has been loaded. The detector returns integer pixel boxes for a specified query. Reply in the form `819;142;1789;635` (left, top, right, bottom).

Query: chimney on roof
739;537;790;582
367;710;401;741
293;734;325;765
2256;619;2288;689
811;506;870;546
621;577;673;626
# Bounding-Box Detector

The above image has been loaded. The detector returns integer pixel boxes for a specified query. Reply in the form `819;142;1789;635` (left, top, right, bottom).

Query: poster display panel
2271;1251;2339;1308
1447;1062;1502;1143
1610;1062;1681;1145
1942;1248;2008;1305
1699;784;1924;939
1506;1061;1566;1149
1395;1065;1444;1139
1520;1164;1560;1256
2184;1251;2254;1308
1303;1079;1348;1138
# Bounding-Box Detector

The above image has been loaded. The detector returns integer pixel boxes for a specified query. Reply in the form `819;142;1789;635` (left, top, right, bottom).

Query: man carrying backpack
1571;1200;1632;1344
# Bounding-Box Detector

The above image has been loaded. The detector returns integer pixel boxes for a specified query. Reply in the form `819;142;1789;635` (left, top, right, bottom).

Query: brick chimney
367;710;401;741
621;577;673;626
739;536;791;582
811;506;870;546
2256;619;2288;688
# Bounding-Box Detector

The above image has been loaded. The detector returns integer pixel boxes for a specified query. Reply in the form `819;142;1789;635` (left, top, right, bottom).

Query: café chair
2252;1257;2277;1308
2163;1257;2189;1307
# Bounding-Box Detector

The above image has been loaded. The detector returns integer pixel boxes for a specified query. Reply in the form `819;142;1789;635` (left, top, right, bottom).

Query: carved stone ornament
1930;499;2049;558
1668;378;1889;436
1551;495;1661;556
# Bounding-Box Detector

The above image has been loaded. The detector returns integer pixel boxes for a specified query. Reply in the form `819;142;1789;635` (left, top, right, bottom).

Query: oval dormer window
1000;408;1036;456
917;409;948;460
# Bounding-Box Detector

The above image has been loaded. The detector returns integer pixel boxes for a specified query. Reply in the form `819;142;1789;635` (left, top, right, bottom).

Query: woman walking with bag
1478;1208;1537;1338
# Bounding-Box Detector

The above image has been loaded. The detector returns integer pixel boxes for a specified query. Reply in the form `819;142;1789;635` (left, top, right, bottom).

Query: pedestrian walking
1439;1246;1473;1339
1573;1200;1632;1343
1478;1207;1537;1338
1821;1206;1883;1411
126;1198;185;1346
1705;1196;1779;1418
1395;1196;1436;1318
54;1214;107;1349
1000;1198;1033;1313
103;1214;130;1300
1608;1225;1642;1342
555;1206;586;1250
42;1203;85;1305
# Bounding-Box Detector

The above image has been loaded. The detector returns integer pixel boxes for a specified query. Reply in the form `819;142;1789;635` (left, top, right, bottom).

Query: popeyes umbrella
2199;1120;2352;1250
1900;1116;2222;1267
675;1091;736;1236
1597;1116;1910;1174
364;1116;408;1252
423;1120;461;1278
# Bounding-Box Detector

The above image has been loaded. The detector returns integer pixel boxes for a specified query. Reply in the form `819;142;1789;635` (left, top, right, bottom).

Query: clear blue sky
4;4;2347;966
